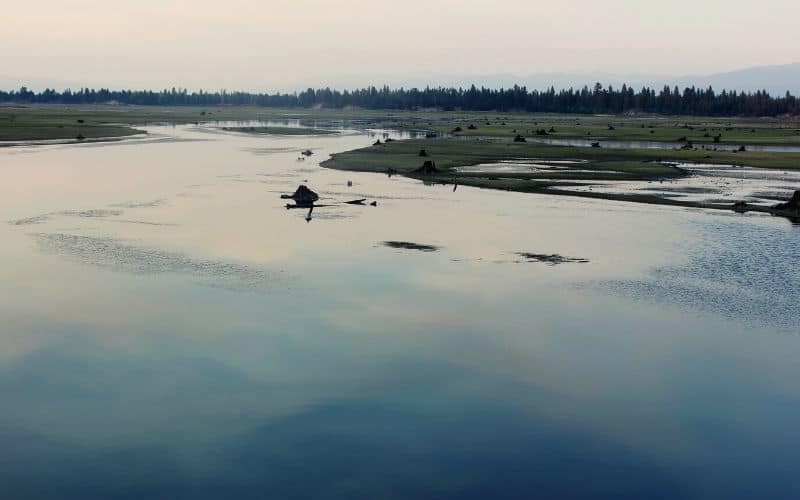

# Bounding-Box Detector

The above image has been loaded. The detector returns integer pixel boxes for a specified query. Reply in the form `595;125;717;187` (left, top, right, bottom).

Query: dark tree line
2;83;798;116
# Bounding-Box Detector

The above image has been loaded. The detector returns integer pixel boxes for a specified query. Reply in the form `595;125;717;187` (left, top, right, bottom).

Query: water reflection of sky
1;124;799;499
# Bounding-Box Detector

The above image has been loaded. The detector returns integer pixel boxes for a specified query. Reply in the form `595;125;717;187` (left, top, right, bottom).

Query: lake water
2;123;799;499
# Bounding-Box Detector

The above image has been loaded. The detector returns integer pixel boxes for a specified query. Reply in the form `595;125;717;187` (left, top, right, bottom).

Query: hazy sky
3;0;798;91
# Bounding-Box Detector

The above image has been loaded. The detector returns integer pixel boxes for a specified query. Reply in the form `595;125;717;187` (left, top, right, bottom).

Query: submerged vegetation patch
32;233;285;292
515;252;590;265
382;241;440;252
8;208;124;225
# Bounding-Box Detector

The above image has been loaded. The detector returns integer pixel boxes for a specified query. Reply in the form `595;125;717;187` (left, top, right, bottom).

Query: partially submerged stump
281;185;319;205
413;160;440;175
773;190;800;216
733;191;800;220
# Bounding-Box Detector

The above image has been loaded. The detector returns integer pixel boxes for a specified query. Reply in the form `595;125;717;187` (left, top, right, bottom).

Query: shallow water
2;124;800;499
453;159;800;206
544;163;800;205
527;136;800;152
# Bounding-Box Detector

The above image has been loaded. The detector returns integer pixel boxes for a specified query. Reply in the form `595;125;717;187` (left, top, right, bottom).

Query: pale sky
2;0;798;91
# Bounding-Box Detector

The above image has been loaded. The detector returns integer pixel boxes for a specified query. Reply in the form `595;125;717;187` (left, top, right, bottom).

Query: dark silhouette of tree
0;84;797;116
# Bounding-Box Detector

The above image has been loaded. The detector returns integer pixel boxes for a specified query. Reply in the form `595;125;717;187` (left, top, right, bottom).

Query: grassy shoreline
321;137;800;218
323;137;800;173
3;103;800;144
415;116;800;146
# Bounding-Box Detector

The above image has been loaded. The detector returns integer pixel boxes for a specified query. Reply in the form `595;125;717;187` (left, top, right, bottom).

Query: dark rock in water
385;138;394;143
452;126;463;133
373;139;382;146
370;201;377;207
345;199;367;205
301;149;313;156
281;185;319;204
413;160;440;175
513;134;527;142
591;142;601;148
738;145;747;152
468;124;477;130
425;132;438;138
419;149;429;157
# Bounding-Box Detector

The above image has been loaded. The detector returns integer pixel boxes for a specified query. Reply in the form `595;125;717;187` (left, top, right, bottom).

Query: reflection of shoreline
0;133;217;149
0;134;141;148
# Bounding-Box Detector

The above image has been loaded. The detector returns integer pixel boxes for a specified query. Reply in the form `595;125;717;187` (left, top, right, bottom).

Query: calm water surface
1;123;799;499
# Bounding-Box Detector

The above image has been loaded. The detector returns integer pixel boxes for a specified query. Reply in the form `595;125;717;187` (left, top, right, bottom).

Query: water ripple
595;219;800;332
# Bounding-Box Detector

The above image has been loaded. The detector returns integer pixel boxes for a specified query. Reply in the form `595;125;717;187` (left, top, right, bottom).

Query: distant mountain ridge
2;64;799;96
672;63;800;95
382;64;800;96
